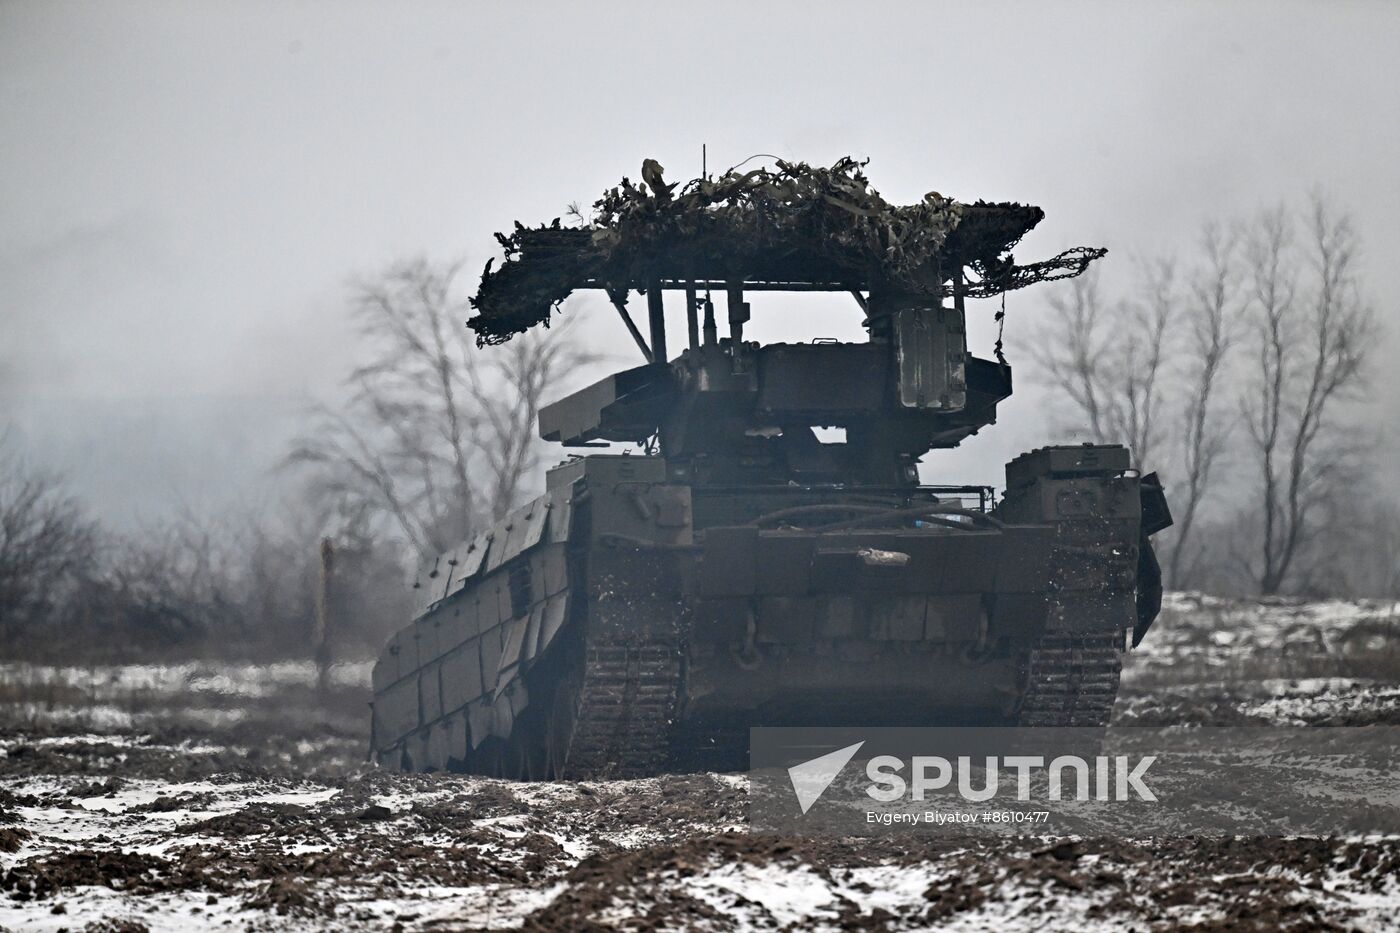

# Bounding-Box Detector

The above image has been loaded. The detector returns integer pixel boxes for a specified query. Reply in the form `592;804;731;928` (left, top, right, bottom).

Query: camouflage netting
469;157;1104;345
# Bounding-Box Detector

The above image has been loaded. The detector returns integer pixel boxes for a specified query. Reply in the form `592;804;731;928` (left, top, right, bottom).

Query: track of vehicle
547;623;1126;779
522;514;1136;778
562;640;682;778
1014;630;1123;727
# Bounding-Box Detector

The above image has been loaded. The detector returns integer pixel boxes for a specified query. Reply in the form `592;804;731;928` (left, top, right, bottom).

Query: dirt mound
182;801;311;837
1;849;173;901
0;826;30;853
82;920;150;933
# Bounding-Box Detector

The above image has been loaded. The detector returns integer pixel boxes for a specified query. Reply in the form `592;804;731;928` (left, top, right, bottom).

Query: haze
3;0;1397;525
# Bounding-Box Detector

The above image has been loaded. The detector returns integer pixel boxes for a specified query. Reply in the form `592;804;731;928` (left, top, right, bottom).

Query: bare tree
1033;267;1112;443
0;434;415;659
1239;197;1374;595
288;257;593;561
1289;466;1398;599
1167;224;1240;585
97;509;247;646
1031;261;1175;467
1118;259;1175;469
0;438;97;643
1032;196;1378;597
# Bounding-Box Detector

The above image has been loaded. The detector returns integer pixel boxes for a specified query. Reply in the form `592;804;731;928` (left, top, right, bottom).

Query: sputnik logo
787;741;865;814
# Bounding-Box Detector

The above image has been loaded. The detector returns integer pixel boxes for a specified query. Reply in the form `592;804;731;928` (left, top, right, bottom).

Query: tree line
1028;193;1391;597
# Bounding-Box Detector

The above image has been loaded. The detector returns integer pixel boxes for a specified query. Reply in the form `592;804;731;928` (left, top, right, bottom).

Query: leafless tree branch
0;436;98;638
1167;223;1240;583
286;257;598;561
1241;195;1374;594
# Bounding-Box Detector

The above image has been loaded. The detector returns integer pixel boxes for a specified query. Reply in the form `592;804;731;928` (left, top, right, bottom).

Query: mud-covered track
561;641;681;778
1016;633;1123;727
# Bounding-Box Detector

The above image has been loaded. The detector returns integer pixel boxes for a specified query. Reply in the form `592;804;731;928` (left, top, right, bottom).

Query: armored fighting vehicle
369;159;1172;777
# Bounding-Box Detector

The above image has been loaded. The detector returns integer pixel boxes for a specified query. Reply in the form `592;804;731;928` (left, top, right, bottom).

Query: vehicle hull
370;444;1161;777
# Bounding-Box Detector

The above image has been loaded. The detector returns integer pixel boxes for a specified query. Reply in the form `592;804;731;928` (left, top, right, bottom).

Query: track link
564;640;681;778
1015;630;1122;726
1014;510;1132;727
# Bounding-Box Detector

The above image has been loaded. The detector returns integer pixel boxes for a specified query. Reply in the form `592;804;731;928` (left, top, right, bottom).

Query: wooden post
685;282;700;350
646;280;667;363
726;281;749;344
314;537;334;696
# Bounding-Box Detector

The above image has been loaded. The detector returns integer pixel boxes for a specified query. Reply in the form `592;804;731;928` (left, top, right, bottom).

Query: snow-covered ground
1116;592;1400;729
2;593;1399;931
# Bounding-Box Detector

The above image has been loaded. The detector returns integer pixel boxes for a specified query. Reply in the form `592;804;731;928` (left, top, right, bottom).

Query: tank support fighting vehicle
370;159;1172;777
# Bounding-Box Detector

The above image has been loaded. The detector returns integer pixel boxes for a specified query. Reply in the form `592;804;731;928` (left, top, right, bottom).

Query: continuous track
537;522;1134;776
1014;515;1131;728
1014;629;1123;727
561;640;682;778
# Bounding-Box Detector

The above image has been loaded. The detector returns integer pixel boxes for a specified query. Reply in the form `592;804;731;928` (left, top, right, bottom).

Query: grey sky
3;1;1397;523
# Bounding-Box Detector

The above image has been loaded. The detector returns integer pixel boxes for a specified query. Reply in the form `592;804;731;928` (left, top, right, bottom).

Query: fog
3;0;1398;526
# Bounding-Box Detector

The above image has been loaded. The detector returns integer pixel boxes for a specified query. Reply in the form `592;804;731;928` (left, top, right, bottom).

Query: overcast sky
3;1;1397;524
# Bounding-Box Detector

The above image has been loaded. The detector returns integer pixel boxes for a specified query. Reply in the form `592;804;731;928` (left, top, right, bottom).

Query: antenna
702;144;711;314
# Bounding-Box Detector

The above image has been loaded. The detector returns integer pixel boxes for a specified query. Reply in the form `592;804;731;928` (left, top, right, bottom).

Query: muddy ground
2;593;1399;931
